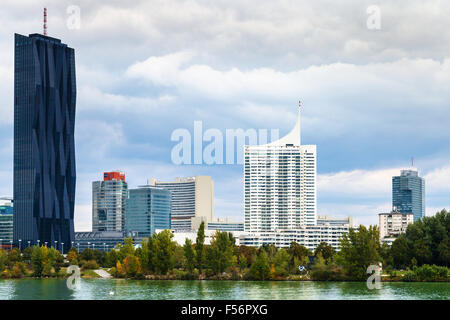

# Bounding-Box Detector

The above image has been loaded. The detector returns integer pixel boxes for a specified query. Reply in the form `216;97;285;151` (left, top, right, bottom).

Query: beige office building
151;176;213;230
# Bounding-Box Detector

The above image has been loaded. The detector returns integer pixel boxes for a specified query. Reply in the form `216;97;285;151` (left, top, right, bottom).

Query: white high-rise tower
244;102;317;233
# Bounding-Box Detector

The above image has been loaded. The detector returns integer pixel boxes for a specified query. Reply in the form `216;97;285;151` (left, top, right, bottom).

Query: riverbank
1;278;449;300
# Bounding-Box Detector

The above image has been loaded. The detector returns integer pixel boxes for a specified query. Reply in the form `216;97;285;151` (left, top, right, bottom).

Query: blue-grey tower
13;31;76;253
392;169;425;222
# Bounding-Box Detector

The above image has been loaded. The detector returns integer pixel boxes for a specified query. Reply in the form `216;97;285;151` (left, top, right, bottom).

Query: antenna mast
43;8;47;36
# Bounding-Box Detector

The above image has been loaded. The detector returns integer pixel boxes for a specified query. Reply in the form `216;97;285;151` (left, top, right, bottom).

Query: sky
0;0;449;230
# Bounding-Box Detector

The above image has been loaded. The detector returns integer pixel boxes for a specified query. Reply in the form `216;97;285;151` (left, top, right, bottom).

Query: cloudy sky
0;0;449;230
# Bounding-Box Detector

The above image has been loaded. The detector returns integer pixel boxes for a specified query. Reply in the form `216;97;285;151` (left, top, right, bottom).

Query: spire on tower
43;8;47;36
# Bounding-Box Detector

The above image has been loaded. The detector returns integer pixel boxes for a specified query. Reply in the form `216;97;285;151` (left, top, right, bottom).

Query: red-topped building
104;171;125;181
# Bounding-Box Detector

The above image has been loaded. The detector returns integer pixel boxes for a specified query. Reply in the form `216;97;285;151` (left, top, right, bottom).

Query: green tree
31;246;44;277
107;249;119;268
80;248;95;261
337;225;380;280
390;236;410;269
0;250;7;272
238;254;247;271
208;231;234;274
146;234;157;273
288;242;311;272
154;230;176;274
314;242;335;262
238;245;256;267
247;250;270;280
437;238;450;266
195;221;206;272
273;248;290;276
183;238;196;273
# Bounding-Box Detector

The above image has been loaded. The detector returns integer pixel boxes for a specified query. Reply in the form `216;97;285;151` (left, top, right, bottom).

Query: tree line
1;210;449;281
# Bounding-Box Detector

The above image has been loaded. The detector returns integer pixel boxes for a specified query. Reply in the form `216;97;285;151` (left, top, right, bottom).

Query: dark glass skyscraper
392;169;425;222
13;33;76;253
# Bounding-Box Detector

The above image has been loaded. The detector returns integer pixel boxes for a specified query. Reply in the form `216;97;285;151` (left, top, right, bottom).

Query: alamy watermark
66;265;81;290
171;121;279;165
366;264;382;290
67;5;81;30
366;5;381;30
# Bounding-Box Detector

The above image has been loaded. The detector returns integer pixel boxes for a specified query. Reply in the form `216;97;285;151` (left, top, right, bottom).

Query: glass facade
125;186;172;238
392;169;425;221
92;177;128;232
0;204;14;247
13;33;76;253
74;231;129;252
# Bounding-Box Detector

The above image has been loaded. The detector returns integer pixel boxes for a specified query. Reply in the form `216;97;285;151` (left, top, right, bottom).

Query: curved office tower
13;33;76;253
244;102;317;233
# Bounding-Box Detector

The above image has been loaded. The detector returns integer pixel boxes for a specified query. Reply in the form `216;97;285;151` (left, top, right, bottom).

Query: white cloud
318;167;400;197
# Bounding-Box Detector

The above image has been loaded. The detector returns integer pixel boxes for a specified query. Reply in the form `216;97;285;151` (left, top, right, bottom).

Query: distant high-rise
392;169;425;221
244;102;317;233
92;171;128;232
151;176;214;231
13;33;76;253
125;186;172;237
0;198;14;249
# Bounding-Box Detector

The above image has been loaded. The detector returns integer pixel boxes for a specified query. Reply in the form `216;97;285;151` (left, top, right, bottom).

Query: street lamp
54;240;58;249
10;240;12;250
77;243;80;252
37;240;40;247
103;243;106;252
45;241;48;247
19;239;22;251
61;242;64;255
27;240;31;248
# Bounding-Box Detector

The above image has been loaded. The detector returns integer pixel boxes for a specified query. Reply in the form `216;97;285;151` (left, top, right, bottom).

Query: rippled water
0;279;448;300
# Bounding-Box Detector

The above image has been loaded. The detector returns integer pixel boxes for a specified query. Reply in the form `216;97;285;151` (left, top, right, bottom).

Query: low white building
379;208;414;245
239;216;352;251
158;228;247;246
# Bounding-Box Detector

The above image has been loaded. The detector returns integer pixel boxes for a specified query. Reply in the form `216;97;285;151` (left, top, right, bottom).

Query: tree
437;238;450;266
123;255;141;278
390;236;410;269
238;245;257;267
147;234;157;273
31;246;45;277
238;254;247;271
183;238;196;273
107;249;119;268
195;221;206;272
247;250;270;280
80;248;95;261
273;248;290;276
154;230;176;274
288;242;311;272
67;248;78;264
314;242;335;262
0;250;7;272
337;225;380;280
208;231;234;274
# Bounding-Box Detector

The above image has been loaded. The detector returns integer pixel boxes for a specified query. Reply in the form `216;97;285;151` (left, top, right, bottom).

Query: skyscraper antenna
298;100;302;109
411;157;414;167
43;8;47;36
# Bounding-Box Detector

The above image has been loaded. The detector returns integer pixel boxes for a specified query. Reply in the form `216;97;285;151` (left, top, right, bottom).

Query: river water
0;279;448;300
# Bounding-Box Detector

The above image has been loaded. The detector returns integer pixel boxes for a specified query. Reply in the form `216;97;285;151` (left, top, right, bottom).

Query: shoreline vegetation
1;210;449;283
